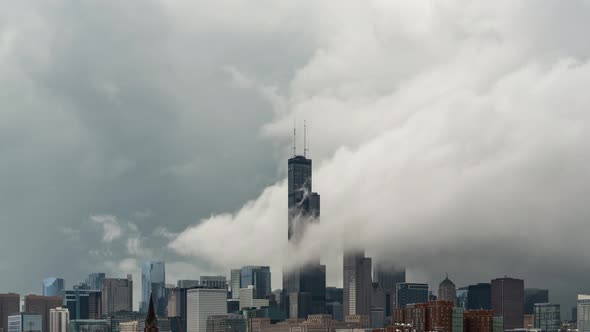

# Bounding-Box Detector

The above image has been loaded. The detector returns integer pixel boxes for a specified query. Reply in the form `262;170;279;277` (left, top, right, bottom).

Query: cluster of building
0;140;586;332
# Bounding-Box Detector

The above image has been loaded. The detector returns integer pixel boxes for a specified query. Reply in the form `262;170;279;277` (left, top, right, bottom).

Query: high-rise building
491;277;524;330
49;307;69;332
177;281;199;289
452;308;464;332
7;313;42;332
186;289;227;332
578;295;590;332
467;283;491;310
24;295;63;332
84;274;105;291
395;283;429;308
64;289;102;320
438;275;457;305
370;283;386;313
42;279;65;297
199;277;227;290
238;286;269;310
0;294;20;332
102;275;133;314
240;267;271;299
282;148;325;317
230;270;241;300
533;303;560;332
343;251;372;316
456;287;468;309
374;263;405;316
142;262;166;316
524;289;549;315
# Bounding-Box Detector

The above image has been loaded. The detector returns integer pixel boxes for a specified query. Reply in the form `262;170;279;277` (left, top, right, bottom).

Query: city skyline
1;0;590;322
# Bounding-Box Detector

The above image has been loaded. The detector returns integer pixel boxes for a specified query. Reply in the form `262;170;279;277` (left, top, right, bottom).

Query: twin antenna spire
292;120;309;157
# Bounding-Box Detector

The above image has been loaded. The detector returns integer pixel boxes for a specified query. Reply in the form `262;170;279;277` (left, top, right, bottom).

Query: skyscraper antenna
292;119;297;157
304;120;308;157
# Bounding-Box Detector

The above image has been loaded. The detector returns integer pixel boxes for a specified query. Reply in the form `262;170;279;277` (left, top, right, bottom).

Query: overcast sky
2;0;590;316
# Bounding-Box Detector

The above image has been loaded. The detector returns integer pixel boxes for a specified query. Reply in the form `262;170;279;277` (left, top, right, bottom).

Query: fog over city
1;0;590;316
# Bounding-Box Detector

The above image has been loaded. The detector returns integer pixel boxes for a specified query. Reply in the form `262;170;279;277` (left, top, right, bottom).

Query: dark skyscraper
0;293;20;332
395;283;429;308
524;288;549;315
375;263;405;316
240;266;271;299
491;277;524;330
467;283;491;310
282;135;326;318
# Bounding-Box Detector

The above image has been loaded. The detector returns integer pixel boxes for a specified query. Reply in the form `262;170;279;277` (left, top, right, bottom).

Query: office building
326;302;343;321
199;277;226;290
65;289;102;320
374;264;405;316
370;283;386;314
369;307;385;329
395;283;429;308
467;283;491;310
84;274;105;291
42;279;65;297
49;307;69;332
392;300;454;332
524;289;549;315
533;303;560;332
463;310;494;332
7;313;42;332
343;251;372;316
24;295;63;332
141;262;166;316
437;275;457;305
67;320;108;332
240;267;271;299
456;287;468;309
239;287;269;310
0;294;20;332
491;277;524;330
283;150;325;317
230;271;241;300
102;275;133;314
438;275;457;305
205;315;246;332
186;289;227;332
452;308;464;332
576;294;590;332
289;292;312;319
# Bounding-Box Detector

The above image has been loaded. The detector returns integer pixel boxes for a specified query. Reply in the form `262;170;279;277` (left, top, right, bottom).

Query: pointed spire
145;292;158;327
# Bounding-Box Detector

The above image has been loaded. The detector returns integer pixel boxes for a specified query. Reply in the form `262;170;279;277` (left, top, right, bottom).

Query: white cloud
90;215;124;243
170;0;590;307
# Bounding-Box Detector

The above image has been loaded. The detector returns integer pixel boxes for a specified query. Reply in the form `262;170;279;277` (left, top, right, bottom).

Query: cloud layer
169;0;590;314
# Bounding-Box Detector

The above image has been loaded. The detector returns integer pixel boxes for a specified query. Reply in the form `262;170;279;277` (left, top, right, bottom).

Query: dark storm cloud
0;0;312;299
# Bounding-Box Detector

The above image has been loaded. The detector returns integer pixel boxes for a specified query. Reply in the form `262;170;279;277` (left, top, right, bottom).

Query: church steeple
144;293;158;332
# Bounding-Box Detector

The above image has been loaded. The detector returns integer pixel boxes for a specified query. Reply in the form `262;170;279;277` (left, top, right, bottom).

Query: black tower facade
282;141;325;318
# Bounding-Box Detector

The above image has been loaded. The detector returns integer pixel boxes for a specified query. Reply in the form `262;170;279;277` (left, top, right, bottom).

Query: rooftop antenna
292;119;297;157
304;120;308;157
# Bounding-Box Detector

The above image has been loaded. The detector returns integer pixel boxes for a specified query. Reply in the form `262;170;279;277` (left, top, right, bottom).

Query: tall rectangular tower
491;277;524;330
102;275;133;314
142;262;166;316
24;295;63;332
343;251;372;316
